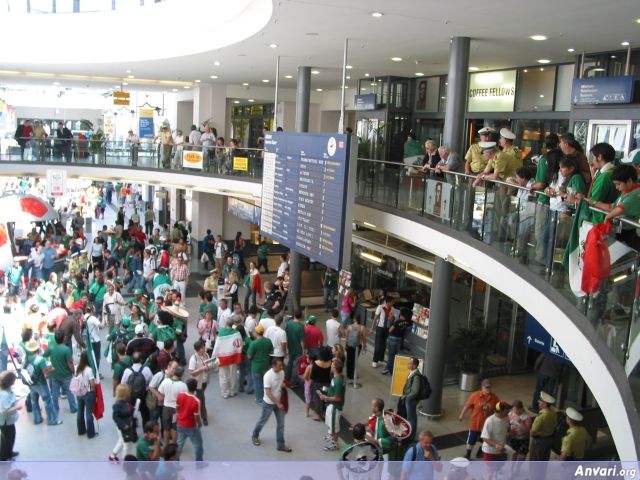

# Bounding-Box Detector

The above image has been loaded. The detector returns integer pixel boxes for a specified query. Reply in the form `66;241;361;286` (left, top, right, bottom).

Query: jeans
29;382;59;425
244;287;256;312
323;287;336;311
339;312;351;329
0;341;8;373
127;274;143;293
386;336;401;373
284;353;301;386
176;340;186;366
251;370;264;404
238;355;248;392
0;424;16;460
252;402;285;448
77;391;96;437
49;376;78;413
405;398;417;440
373;326;388;363
92;341;101;370
177;425;204;461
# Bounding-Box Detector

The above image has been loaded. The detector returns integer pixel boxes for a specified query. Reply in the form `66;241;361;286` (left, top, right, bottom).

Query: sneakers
372;362;378;368
324;442;339;451
380;369;390;375
252;437;261;446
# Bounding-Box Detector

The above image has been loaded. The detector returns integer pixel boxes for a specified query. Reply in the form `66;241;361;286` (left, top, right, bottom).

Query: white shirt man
126;131;139;144
84;313;102;344
481;402;511;458
200;129;215;148
244;312;259;339
189;128;202;146
325;313;342;348
262;362;284;405
28;245;44;269
277;258;288;278
264;321;287;358
217;300;232;327
158;374;188;409
258;316;276;332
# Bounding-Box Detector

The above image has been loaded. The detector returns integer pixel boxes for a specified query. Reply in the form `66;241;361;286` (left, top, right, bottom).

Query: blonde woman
110;384;135;462
225;270;239;307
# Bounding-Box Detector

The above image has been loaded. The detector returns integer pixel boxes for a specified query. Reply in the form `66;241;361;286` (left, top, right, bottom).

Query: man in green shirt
137;420;161;460
585;142;619;224
320;360;346;451
284;311;305;388
44;330;78;414
256;241;269;273
247;325;273;404
322;267;338;312
112;342;132;395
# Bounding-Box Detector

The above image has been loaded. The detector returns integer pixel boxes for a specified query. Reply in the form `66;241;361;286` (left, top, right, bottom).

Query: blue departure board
260;132;351;270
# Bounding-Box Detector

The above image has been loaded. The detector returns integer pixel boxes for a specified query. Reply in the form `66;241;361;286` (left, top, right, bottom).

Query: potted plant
452;319;493;392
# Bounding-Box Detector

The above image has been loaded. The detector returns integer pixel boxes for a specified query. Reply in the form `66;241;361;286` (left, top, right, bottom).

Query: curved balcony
0;149;639;459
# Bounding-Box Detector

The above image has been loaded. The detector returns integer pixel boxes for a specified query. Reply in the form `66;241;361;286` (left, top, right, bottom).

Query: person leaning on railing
574;142;618;224
464;126;494;175
126;130;139;167
32;120;47;161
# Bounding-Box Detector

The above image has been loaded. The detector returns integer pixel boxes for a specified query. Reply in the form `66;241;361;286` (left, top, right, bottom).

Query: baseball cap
135;324;145;335
306;315;317;325
495;401;512;412
255;325;265;335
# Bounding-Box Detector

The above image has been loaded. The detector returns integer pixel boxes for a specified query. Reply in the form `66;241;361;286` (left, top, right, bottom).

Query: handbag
122;421;138;443
280;386;289;414
200;252;210;264
145;390;158;411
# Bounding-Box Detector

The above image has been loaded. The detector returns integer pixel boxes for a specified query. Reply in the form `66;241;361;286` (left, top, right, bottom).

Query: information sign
233;156;249;171
524;314;572;365
260;132;351;270
138;107;155;139
182;150;203;170
572;76;634;105
354;94;377;111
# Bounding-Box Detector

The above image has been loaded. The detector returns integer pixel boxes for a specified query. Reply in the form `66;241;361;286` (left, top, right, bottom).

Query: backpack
127;367;147;399
416;374;432;401
70;372;89;397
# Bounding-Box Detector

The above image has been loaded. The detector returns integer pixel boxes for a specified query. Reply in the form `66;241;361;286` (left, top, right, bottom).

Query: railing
2;138;264;180
355;158;640;374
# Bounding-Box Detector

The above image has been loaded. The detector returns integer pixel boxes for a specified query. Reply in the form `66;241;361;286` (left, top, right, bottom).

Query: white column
193;84;227;138
188;192;225;240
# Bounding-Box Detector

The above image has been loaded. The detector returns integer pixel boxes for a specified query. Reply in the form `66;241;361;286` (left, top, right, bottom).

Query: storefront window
512;119;569;162
554;64;575;111
516;67;556;112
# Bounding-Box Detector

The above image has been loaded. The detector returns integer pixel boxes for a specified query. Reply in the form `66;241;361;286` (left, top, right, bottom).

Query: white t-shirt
374;304;395;328
259;317;276;331
244;315;257;338
80;365;95;390
85;314;101;343
277;261;288;278
218;308;232;327
149;370;167;391
158;378;188;409
481;414;510;454
326;318;341;347
264;326;287;357
263;368;284;405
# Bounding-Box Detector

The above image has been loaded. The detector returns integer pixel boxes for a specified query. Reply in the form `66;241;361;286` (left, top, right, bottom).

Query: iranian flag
563;200;633;297
212;328;243;366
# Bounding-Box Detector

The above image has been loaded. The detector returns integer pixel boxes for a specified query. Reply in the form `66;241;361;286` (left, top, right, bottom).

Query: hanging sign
468;70;517;112
46;169;67;197
138;107;155;139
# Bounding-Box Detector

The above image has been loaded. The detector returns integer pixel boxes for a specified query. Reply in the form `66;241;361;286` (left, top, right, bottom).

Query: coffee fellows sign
468;70;517;112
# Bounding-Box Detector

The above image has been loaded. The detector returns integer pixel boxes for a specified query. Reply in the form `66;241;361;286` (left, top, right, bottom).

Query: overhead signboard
524;314;572;365
572;75;634;105
113;91;130;106
468;70;517;112
260;132;351;270
113;91;130;99
138;107;155;139
354;94;377;111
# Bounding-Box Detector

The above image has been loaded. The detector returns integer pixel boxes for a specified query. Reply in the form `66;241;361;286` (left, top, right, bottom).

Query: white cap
540;391;556;404
500;128;516;140
478;127;495;135
479;141;497;151
134;323;145;335
566;407;583;422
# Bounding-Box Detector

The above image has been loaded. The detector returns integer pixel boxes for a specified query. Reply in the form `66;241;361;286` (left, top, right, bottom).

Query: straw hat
163;304;189;319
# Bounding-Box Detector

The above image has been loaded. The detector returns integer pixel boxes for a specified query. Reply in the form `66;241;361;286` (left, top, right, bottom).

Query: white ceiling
1;0;639;93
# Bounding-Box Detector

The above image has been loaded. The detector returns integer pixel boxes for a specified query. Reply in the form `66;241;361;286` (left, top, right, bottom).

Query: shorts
466;430;481;445
508;437;530;455
8;284;19;296
162;406;176;432
325;404;341;434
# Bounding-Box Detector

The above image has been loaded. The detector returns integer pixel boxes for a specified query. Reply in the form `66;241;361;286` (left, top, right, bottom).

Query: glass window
555;64;575;111
512;119;570;163
439;78;448;112
516;67;556;112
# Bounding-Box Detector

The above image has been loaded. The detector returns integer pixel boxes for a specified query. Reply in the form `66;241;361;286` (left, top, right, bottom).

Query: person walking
284;310;305;387
24;339;62;426
176;378;204;462
187;340;213;425
44;330;78;415
370;296;394;369
251;358;292;453
0;372;23;461
74;351;97;438
458;379;499;459
247;325;273;404
319;360;346;451
110;384;135;462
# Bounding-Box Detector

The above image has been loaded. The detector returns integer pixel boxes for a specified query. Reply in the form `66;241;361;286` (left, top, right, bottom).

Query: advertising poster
182;150;203;170
411;303;429;340
424;180;452;220
46;169;67;197
338;269;352;296
138;107;155;139
233;156;249;171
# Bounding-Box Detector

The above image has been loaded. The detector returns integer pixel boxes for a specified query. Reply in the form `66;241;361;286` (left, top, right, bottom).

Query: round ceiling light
371;12;383;18
391;57;403;62
284;75;292;79
469;66;479;71
415;72;424;77
537;58;551;64
269;43;278;49
567;48;576;52
262;79;270;83
529;35;547;41
210;75;218;79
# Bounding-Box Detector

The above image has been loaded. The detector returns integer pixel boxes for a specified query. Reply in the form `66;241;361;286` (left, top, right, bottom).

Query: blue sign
138;117;155;139
572;75;634;105
354;94;377;111
524;314;572;365
260;132;351;270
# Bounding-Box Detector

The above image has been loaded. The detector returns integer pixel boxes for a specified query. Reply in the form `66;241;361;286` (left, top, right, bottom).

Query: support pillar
193;84;226;137
422;256;452;416
442;37;470;157
288;66;311;311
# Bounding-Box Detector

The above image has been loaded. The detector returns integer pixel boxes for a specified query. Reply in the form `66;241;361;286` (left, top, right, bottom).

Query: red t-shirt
176;392;200;428
304;324;324;349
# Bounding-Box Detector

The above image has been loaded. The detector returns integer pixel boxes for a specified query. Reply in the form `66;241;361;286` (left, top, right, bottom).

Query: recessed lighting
364;73;370;77
172;88;178;92
370;83;376;86
529;35;547;41
269;43;278;49
125;69;131;74
636;18;640;24
262;79;270;83
537;58;551;64
285;75;292;79
371;11;383;18
611;55;617;59
621;41;631;46
415;72;424;77
346;65;353;70
183;86;189;89
391;57;403;62
52;81;60;85
346;75;351;79
540;68;545;71
523;69;528;73
316;88;323;92
195;79;201;83
233;100;240;104
469;66;479;71
213;61;221;66
567;48;576;52
242;82;249;86
594;67;606;72
341;86;349;89
248;99;255;102
539;94;545;98
311;70;320;74
210;75;219;79
127;75;134;79
441;96;446;99
123;82;129;86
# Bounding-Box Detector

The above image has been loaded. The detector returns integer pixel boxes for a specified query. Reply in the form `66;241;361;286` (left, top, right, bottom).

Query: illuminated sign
468;70;517;112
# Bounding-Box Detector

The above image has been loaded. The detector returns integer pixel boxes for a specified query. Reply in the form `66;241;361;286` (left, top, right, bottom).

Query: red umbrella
0;195;57;222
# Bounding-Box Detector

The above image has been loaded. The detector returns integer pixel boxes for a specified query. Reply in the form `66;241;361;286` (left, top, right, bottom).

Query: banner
212;331;243;366
138;107;155;139
233;156;249;171
182;150;203;169
103;113;115;138
425;180;452;220
46;169;67;197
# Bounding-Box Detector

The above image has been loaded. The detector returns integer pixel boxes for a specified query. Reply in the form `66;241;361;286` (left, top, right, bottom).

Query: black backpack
417;374;432;401
127;367;147;399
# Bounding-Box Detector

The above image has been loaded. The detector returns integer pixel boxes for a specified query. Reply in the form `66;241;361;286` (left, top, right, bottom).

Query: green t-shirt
154;325;176;343
89;282;108;302
590;168;619;223
136;437;154;460
28;355;48;385
535;155;550;205
247;337;273;374
323;269;338;288
327;374;346;410
242;336;252;354
257;245;268;260
614;186;640;229
46;343;73;380
566;174;587;196
284;321;304;356
152;274;171;289
200;303;218;319
113;356;133;383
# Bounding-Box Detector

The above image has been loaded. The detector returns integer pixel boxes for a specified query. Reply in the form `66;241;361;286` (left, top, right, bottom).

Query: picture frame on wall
415;79;428;111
